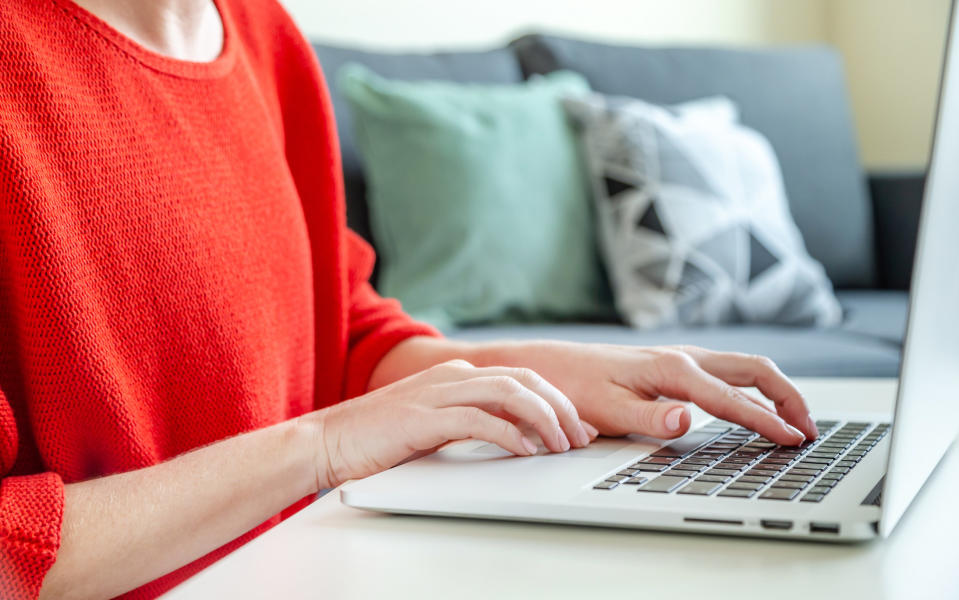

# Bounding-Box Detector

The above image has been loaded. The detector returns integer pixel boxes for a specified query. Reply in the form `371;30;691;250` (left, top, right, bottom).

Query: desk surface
164;379;959;600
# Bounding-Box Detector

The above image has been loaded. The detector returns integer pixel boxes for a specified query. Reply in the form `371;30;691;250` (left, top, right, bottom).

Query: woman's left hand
471;341;818;446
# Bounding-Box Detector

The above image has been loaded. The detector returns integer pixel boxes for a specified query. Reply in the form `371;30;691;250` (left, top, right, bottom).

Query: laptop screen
880;0;959;536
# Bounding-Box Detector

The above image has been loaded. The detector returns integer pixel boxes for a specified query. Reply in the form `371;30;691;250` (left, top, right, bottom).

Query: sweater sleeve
0;392;65;600
341;230;441;399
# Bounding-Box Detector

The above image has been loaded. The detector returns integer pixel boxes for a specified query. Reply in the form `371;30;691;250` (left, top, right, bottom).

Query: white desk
164;379;959;600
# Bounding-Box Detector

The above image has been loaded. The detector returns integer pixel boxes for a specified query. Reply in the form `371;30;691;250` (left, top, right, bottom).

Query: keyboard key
719;488;757;498
787;468;820;477
594;481;618;490
745;469;779;478
778;474;814;483
801;457;832;465
831;466;851;474
694;451;727;458
794;462;825;472
617;470;639;477
682;458;716;466
808;452;839;460
696;474;731;483
757;464;790;473
606;475;628;482
676;462;707;472
771;480;806;490
650;431;722;458
716;463;748;473
738;475;772;484
678;480;723;495
815;478;838;488
637;476;688;493
705;468;740;478
810;485;833;495
770;450;802;458
623;477;648;485
728;481;765;491
760;487;800;501
836;460;857;468
707;443;740;451
821;472;843;481
632;463;669;472
637;456;680;465
801;493;826;503
664;469;697;478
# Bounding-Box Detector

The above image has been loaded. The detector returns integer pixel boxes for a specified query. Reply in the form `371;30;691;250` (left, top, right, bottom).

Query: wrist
292;410;338;493
466;339;557;369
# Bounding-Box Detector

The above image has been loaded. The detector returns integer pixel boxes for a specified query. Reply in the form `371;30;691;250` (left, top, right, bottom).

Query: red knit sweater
0;1;438;597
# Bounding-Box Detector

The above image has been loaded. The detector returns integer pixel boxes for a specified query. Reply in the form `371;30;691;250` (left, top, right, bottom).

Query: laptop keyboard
592;420;890;502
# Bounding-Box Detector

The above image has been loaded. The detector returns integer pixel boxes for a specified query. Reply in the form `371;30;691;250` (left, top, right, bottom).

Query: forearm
367;336;475;389
368;337;560;391
40;416;323;600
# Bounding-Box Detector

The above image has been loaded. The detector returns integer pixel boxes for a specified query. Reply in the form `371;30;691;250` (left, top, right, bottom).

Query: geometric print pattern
564;94;843;329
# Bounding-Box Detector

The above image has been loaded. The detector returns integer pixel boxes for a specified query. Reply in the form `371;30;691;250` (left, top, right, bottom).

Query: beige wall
280;0;829;48
281;0;951;170
829;0;951;169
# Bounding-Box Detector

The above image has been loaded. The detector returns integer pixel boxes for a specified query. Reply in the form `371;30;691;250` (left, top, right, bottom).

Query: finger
652;352;806;445
743;393;776;414
430;406;538;457
590;384;692;439
581;420;600;440
435;365;587;448
680;348;818;439
433;377;571;453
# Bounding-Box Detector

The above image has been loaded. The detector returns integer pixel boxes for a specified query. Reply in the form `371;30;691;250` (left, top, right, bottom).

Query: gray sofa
311;34;925;377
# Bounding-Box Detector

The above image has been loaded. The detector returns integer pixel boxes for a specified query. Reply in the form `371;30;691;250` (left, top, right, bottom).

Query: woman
0;1;816;598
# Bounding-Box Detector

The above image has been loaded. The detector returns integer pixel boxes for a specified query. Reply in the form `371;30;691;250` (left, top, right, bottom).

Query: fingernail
521;437;538;456
557;431;571;452
665;407;684;432
581;420;599;438
805;414;819;439
783;423;805;441
574;423;590;447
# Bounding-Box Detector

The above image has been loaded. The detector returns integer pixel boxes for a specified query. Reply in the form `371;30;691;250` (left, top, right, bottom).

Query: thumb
596;386;691;439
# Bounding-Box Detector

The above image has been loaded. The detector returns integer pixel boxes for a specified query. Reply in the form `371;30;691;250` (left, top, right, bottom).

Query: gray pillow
564;93;843;329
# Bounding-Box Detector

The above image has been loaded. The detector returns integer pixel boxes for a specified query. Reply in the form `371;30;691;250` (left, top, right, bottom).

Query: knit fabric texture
0;0;439;597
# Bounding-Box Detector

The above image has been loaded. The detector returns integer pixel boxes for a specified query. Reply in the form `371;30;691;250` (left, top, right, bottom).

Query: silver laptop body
341;5;959;542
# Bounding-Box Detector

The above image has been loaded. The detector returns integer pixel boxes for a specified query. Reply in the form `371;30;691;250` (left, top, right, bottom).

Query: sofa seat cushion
444;321;901;377
836;290;909;346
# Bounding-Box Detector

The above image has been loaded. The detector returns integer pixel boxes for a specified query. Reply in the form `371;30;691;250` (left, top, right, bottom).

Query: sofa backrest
311;43;524;245
511;34;876;289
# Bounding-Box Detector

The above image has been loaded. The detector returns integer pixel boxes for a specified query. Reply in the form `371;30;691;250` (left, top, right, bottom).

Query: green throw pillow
339;64;612;328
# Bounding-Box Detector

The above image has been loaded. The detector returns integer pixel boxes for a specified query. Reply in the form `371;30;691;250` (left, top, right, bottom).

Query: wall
280;0;951;170
829;0;951;169
281;0;829;49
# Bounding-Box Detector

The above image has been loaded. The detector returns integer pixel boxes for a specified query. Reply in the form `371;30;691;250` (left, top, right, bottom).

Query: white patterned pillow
564;94;842;329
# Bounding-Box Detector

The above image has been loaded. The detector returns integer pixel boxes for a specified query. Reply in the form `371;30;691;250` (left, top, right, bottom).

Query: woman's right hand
309;360;598;488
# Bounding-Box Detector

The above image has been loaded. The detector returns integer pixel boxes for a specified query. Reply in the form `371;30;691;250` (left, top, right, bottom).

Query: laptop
340;5;959;542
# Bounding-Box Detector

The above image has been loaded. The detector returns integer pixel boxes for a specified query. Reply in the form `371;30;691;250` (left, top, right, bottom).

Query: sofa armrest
869;171;925;290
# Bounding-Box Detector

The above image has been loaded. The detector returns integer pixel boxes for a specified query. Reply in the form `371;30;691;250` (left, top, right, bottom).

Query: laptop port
684;517;743;526
760;519;793;530
810;522;840;534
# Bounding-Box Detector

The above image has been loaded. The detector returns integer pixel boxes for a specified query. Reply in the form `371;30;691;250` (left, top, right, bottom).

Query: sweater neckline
52;0;238;79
